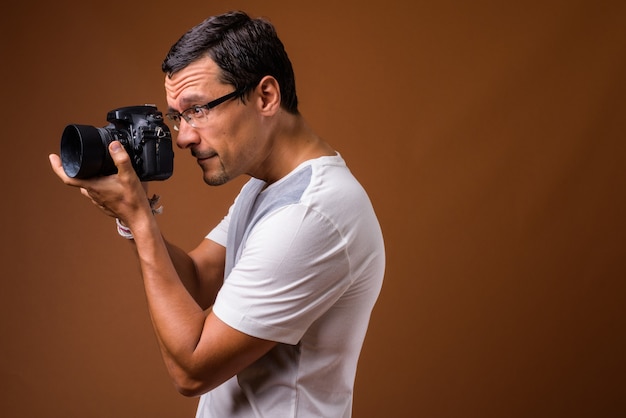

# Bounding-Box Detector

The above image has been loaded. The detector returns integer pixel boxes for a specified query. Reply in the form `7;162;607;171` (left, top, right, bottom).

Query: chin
203;172;230;186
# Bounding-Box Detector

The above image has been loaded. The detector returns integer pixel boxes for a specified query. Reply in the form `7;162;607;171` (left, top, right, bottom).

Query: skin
48;56;335;397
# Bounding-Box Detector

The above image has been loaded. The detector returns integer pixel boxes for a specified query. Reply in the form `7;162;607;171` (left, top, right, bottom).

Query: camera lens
60;124;115;178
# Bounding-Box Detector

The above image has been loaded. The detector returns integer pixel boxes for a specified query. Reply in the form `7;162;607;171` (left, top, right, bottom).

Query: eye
190;105;205;118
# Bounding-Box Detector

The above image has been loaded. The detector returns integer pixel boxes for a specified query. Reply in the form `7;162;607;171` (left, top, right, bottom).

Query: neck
251;112;336;184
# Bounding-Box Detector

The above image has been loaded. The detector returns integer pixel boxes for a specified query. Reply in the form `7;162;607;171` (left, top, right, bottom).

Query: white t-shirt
196;154;385;418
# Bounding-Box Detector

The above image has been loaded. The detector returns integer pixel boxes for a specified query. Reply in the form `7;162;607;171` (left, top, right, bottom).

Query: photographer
49;10;384;418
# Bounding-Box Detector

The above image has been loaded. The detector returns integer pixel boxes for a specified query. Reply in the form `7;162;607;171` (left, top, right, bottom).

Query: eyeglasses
165;89;242;131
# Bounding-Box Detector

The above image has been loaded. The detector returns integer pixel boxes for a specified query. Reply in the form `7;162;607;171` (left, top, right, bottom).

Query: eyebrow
167;94;209;113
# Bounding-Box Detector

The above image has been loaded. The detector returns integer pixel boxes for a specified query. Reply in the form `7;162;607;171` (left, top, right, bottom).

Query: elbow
175;382;205;398
168;365;223;398
172;374;210;398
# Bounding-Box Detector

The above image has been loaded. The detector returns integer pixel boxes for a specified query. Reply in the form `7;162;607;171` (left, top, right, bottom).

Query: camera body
61;105;174;181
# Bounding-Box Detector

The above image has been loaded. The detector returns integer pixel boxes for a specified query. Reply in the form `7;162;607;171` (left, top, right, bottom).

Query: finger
80;186;100;204
80;187;117;217
108;141;134;178
49;153;80;187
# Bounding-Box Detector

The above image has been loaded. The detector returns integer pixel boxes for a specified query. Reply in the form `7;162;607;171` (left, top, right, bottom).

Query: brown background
1;0;624;417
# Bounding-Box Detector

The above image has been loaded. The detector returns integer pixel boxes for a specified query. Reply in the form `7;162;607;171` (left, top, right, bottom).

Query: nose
174;120;200;149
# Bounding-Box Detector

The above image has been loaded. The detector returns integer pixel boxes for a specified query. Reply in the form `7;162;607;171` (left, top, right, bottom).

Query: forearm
50;145;235;389
118;202;222;309
164;240;219;309
130;216;273;396
131;215;209;371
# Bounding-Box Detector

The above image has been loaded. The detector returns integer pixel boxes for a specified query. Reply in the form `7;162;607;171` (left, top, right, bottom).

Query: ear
255;75;281;116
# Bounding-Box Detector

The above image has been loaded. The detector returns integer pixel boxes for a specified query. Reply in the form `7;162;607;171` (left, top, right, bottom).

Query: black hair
162;11;298;114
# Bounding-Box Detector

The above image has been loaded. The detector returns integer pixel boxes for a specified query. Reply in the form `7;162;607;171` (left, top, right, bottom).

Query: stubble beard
193;148;231;186
202;159;230;186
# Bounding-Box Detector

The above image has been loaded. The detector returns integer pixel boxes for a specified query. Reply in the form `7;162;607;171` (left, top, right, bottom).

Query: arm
132;214;276;396
165;238;224;310
49;143;277;396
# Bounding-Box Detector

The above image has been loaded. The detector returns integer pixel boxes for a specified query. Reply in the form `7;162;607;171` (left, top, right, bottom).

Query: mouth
192;149;218;162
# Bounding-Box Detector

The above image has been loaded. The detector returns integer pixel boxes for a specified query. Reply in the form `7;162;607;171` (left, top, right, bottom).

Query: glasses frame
166;89;243;131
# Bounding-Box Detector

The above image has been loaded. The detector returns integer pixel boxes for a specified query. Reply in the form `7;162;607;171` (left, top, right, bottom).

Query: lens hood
60;124;110;178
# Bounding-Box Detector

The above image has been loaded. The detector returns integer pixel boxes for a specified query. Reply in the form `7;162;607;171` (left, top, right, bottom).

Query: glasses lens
183;106;209;128
165;114;181;131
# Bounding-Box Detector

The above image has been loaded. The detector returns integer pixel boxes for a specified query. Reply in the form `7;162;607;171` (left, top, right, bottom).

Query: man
49;10;385;418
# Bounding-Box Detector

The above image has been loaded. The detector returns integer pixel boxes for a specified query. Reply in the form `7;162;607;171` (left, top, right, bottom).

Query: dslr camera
60;105;174;181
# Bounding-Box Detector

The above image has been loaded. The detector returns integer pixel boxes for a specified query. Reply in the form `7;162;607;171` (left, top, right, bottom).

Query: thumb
109;141;133;174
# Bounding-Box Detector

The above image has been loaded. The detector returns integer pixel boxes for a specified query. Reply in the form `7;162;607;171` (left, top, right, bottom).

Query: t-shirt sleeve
212;203;352;345
206;202;235;247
